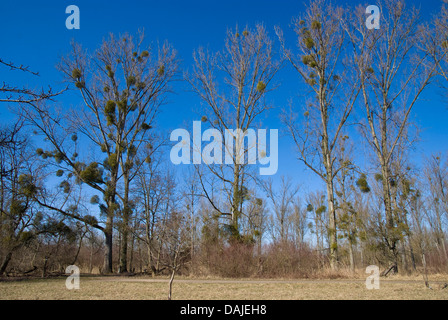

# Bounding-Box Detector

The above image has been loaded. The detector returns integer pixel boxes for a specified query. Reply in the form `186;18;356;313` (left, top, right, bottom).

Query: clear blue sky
1;0;447;195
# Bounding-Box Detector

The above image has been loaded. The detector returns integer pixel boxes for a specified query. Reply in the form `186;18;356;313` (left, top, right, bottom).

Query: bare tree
187;24;281;241
135;154;175;276
244;191;268;271
261;176;300;243
306;190;328;266
345;0;440;273
277;0;360;269
181;168;201;272
290;196;309;247
164;210;190;300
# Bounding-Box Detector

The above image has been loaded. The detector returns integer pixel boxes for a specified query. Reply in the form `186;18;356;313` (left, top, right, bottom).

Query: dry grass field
1;275;448;300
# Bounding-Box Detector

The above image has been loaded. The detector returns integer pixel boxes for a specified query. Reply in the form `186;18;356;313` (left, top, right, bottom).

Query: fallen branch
23;266;38;275
381;263;397;277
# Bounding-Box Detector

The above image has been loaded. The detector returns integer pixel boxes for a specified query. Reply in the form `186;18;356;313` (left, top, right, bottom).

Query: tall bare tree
187;24;281;241
277;0;360;269
345;0;440;273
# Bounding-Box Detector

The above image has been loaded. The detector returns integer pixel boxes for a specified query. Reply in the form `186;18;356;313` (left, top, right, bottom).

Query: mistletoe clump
256;81;267;93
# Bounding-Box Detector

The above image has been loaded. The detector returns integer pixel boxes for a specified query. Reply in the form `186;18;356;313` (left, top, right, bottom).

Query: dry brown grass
1;275;447;300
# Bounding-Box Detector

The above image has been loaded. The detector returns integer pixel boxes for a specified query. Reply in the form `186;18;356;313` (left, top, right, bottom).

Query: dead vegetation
1;275;448;300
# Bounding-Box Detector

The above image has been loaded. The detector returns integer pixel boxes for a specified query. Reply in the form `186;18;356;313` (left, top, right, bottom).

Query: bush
261;242;320;278
199;242;258;278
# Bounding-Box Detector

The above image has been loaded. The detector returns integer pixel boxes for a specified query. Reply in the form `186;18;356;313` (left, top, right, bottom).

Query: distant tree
181;168;202;271
163;210;190;300
135;156;176;276
261;176;299;243
306;190;328;266
290;196;309;247
243;191;267;270
410;176;435;287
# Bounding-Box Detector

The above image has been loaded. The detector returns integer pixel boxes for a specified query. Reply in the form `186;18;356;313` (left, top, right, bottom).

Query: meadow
1;275;447;300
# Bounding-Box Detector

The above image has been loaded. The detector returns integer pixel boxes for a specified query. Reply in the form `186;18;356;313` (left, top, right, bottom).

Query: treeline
1;0;448;278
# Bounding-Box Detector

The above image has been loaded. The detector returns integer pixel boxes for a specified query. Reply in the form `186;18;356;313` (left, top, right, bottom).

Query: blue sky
1;0;447;196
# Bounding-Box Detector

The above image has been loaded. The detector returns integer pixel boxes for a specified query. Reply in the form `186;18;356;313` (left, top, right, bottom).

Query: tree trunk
129;222;136;273
119;173;131;273
147;247;155;277
321;100;338;270
71;231;85;266
42;256;48;278
360;244;364;267
0;251;13;276
422;251;431;289
119;213;129;273
190;205;196;274
89;244;94;274
325;173;338;270
103;171;118;274
103;215;114;274
231;163;241;239
380;164;398;271
146;231;155;277
438;230;448;263
400;239;408;274
408;238;417;272
348;238;355;273
138;244;143;273
168;269;175;300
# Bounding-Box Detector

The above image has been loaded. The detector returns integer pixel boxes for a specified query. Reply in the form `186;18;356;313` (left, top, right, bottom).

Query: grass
1;275;448;300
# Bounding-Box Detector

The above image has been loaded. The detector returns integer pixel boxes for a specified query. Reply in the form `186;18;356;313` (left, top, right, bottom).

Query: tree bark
323;128;338;269
119;206;129;273
326;177;338;269
0;251;12;276
103;209;114;274
231;163;241;239
348;238;355;273
380;164;398;270
168;269;175;300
